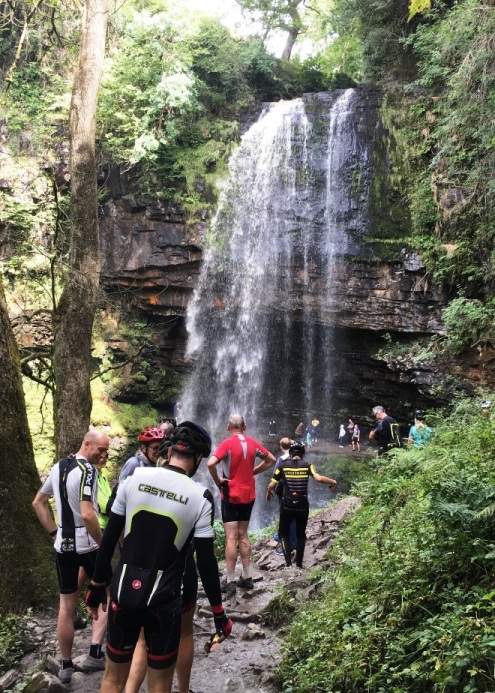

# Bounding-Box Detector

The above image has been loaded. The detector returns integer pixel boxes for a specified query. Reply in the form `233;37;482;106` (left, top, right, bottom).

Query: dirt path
8;497;359;693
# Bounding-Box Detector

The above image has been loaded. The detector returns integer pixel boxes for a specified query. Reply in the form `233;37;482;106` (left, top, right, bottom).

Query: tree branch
90;343;147;381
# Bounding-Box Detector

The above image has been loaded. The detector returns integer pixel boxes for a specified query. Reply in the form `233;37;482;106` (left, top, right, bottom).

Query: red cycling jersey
213;434;269;504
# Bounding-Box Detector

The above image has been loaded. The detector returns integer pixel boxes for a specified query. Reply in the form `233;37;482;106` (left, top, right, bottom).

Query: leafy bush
0;614;23;675
442;297;495;355
406;0;495;291
278;397;495;692
213;520;226;561
263;585;297;628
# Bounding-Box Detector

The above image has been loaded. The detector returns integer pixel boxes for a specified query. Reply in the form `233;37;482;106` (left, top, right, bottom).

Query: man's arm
195;537;232;638
32;491;57;536
207;454;227;489
85;511;125;618
313;472;337;490
80;500;103;546
253;451;276;475
266;479;277;501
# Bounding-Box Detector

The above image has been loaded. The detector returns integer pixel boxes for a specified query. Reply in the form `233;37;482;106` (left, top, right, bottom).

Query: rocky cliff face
100;193;445;335
98;88;452;428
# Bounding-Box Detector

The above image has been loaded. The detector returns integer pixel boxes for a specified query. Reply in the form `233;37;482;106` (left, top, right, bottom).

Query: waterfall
182;89;371;443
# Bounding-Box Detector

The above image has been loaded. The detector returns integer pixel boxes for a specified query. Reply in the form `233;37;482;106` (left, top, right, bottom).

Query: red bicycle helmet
138;427;164;443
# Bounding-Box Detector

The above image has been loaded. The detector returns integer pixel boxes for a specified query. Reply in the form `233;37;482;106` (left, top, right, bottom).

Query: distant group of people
338;419;361;450
293;418;320;448
338;407;433;455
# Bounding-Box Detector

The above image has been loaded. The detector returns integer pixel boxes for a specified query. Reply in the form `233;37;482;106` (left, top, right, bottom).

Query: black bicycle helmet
415;410;426;421
289;442;305;458
160;421;212;458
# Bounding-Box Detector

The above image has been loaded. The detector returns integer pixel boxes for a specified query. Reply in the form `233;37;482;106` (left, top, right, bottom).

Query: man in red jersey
208;414;276;597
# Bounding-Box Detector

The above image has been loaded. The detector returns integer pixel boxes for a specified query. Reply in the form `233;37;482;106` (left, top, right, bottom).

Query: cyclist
266;442;337;569
207;414;276;596
85;422;232;693
32;431;111;683
118;427;164;483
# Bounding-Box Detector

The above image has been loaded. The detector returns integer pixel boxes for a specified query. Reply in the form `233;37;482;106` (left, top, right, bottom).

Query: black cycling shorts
221;499;254;523
106;596;182;669
55;549;106;595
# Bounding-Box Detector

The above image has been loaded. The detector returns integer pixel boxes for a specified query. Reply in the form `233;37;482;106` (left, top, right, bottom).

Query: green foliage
315;454;370;494
263;585;297;628
23;379;55;474
328;0;417;83
213;520;226;561
408;0;432;21
0;614;23;675
442;297;495;355
278;398;495;692
98;11;292;212
236;0;304;35
98;6;345;213
376;332;439;366
406;0;495;291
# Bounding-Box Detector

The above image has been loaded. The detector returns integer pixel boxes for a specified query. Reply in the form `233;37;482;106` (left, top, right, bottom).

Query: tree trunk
53;0;109;458
0;280;58;614
281;3;302;62
281;26;300;60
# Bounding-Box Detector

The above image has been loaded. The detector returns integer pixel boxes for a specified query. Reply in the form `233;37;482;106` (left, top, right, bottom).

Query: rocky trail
3;497;359;693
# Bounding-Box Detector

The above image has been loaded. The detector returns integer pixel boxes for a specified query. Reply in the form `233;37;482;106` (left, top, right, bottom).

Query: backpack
388;421;402;449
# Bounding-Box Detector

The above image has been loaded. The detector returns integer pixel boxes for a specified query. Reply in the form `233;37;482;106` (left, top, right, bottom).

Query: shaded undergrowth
278;397;495;692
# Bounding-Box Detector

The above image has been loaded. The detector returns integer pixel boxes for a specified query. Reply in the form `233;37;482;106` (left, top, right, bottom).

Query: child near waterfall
266;443;337;569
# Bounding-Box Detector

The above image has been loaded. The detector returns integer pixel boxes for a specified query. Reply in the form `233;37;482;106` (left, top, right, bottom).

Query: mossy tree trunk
53;0;109;458
0;280;57;614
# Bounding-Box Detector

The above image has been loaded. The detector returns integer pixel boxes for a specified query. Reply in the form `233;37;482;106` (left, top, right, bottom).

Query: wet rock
23;672;64;693
0;669;19;691
241;624;266;641
294;584;318;601
45;655;60;676
259;669;277;684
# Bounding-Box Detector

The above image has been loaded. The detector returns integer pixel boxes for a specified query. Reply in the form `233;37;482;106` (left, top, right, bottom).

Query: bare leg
58;592;78;660
237;520;251;576
78;566;87;592
125;630;147;693
176;607;195;693
91;601;108;645
224;522;239;574
147;666;175;693
100;659;132;693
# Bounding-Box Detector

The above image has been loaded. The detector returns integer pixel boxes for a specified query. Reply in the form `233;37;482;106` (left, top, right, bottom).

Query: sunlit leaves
408;0;432;21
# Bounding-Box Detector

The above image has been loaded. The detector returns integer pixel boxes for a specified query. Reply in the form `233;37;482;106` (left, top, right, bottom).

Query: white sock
227;571;237;583
241;565;252;579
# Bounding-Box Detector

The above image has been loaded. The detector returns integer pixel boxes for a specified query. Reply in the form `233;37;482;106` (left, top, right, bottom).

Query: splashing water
182;90;371;442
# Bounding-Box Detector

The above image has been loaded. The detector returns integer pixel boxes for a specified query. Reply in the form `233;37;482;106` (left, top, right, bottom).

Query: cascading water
182;89;372;447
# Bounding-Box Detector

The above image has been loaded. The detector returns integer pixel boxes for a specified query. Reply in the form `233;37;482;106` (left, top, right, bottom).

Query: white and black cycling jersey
109;464;214;606
40;455;99;554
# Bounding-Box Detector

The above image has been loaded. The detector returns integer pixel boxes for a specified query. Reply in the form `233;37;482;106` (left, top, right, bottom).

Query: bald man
208;414;275;596
32;430;111;684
